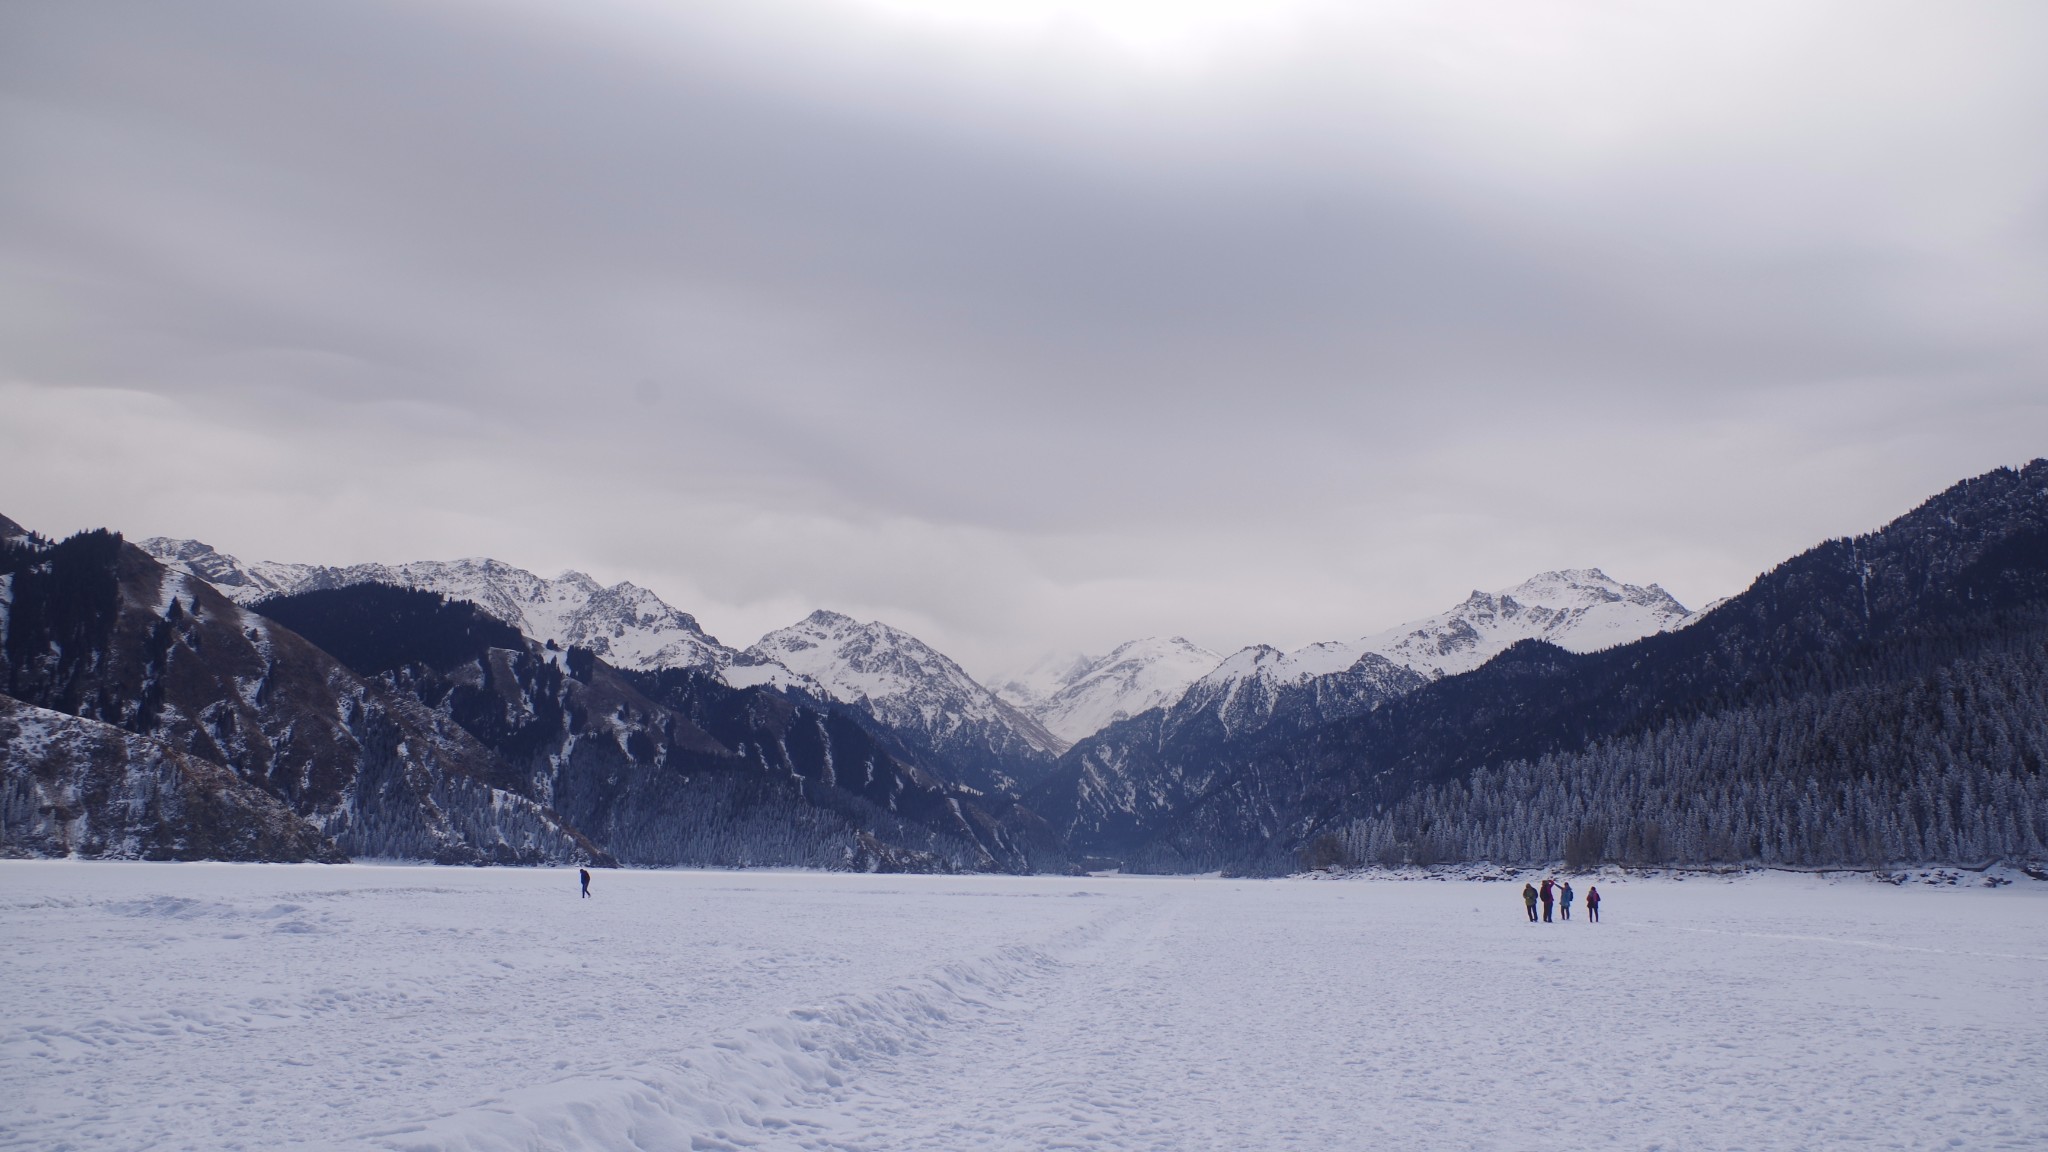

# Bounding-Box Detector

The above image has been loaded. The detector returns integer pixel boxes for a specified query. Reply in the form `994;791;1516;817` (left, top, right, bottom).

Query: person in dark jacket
1539;878;1556;922
1586;886;1601;923
579;868;591;899
1522;883;1540;922
1559;880;1575;921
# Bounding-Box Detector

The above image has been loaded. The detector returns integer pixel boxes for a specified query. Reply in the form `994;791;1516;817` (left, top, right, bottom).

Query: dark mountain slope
1033;461;2048;873
256;584;1028;871
1326;625;2048;868
1024;652;1425;870
254;582;527;677
1300;460;2048;813
1;528;603;864
624;666;1033;870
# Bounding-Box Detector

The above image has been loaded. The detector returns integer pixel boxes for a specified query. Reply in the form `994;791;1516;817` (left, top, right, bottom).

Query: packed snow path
4;864;2045;1151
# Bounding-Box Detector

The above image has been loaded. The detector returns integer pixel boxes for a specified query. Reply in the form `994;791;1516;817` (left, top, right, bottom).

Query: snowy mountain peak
1007;635;1224;743
767;610;860;654
1168;643;1421;739
748;612;1067;792
1192;644;1284;687
136;538;309;602
552;569;606;596
134;538;795;684
1481;568;1689;616
749;612;1017;720
1359;569;1694;678
1143;569;1690;739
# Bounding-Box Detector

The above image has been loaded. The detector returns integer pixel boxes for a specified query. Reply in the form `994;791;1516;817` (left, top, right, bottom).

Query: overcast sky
4;0;2045;678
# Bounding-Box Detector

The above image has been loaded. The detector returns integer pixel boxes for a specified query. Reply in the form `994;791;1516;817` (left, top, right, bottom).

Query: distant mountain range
1;524;1027;871
9;462;2045;873
135;542;1061;783
139;541;800;687
1023;463;2048;873
994;571;1696;745
138;540;1698;760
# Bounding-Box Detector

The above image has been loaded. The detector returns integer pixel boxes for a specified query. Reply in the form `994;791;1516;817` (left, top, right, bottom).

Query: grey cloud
3;0;2045;675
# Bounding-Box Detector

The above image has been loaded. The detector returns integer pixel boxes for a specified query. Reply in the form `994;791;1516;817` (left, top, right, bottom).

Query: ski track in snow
3;865;2046;1151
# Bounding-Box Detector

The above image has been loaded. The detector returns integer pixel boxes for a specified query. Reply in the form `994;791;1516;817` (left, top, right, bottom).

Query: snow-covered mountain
138;538;806;689
4;532;604;865
999;637;1223;743
1354;568;1696;679
748;610;1066;794
134;538;315;604
1167;645;1426;738
1032;569;1695;865
141;543;1689;793
140;542;1065;795
1118;569;1691;740
1190;569;1695;704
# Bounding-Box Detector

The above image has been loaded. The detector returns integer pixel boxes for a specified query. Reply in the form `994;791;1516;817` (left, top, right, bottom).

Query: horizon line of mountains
6;460;2047;874
138;535;1703;758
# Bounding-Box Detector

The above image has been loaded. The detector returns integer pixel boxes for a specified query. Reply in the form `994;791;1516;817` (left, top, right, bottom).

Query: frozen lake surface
4;861;2045;1151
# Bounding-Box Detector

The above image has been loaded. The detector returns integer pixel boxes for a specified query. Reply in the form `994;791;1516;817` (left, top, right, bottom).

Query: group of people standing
1522;877;1598;923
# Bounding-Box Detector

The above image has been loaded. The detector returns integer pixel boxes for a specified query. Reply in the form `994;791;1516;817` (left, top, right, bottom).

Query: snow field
3;863;2045;1151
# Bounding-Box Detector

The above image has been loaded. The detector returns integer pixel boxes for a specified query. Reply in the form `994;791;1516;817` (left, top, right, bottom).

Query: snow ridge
750;611;1063;755
1356;568;1695;679
1169;646;1424;738
749;611;1066;792
137;539;812;691
141;543;1687;755
1154;570;1690;737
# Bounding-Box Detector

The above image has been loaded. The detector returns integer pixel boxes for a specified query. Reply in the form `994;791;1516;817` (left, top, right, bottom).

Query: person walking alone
579;868;591;899
1522;883;1540;922
1586;886;1601;923
1560;880;1575;921
1539;878;1556;923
